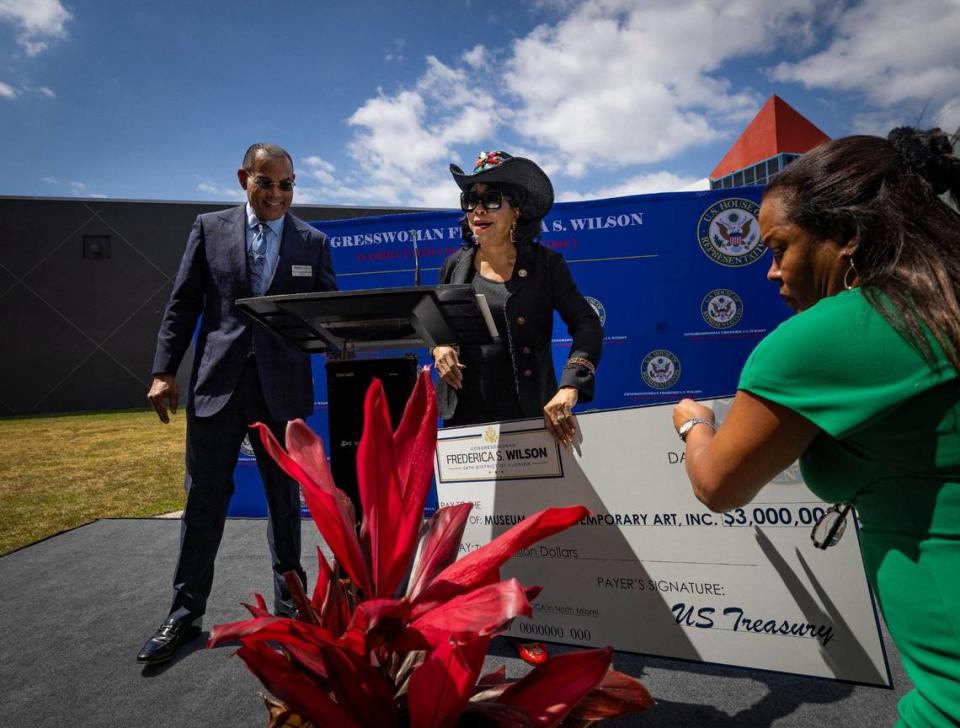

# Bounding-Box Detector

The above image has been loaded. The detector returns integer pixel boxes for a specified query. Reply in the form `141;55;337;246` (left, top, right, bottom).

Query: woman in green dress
672;127;960;727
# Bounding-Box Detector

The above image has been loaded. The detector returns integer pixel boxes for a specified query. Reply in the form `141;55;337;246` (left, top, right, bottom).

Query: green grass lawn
0;409;187;555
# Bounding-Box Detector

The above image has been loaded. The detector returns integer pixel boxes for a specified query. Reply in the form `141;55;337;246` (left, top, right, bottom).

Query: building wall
0;197;411;416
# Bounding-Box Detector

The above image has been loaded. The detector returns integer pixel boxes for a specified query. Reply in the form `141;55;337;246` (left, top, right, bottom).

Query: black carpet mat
0;519;910;727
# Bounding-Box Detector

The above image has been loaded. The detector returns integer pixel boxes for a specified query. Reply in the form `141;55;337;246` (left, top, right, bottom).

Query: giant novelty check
434;401;890;685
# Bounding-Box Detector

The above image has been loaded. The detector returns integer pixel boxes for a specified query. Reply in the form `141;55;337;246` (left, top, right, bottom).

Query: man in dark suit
137;143;337;664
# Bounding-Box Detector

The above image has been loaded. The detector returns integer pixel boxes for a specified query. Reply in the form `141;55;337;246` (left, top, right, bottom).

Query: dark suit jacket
436;241;602;421
152;205;337;422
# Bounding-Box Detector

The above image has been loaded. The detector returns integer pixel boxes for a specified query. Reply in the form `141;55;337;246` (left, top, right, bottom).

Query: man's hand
147;374;179;424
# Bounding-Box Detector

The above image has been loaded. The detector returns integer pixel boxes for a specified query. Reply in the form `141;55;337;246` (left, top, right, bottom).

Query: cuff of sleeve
559;365;595;403
564;356;596;374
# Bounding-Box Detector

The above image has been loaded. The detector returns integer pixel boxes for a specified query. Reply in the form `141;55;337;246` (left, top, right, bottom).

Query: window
733;171;744;187
744;167;755;184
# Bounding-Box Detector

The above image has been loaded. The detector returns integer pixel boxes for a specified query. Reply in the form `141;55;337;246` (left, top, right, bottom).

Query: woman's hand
672;398;716;434
432;345;465;389
544;386;579;445
673;392;819;512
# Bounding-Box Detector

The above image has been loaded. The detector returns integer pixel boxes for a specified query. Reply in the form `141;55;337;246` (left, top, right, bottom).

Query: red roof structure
710;95;830;179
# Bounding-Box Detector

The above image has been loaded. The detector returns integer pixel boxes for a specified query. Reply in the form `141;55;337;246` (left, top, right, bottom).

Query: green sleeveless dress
739;288;960;727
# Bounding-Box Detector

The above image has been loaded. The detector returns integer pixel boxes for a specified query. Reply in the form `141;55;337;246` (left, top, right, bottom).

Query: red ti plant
209;369;654;727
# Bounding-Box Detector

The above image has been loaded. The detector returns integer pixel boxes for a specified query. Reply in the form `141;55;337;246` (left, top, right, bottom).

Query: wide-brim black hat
450;151;554;219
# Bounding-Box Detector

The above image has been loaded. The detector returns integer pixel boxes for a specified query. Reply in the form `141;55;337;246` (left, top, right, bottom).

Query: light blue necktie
249;223;267;295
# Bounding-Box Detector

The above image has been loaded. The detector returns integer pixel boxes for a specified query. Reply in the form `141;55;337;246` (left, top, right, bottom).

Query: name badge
291;265;313;277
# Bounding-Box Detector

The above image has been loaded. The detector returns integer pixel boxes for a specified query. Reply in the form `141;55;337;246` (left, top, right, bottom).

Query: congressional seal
697;198;764;267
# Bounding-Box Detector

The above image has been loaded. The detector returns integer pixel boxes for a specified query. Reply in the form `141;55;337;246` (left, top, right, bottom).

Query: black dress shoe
136;616;202;664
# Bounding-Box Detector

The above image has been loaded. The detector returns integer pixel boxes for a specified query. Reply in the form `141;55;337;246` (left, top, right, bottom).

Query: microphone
412;228;421;286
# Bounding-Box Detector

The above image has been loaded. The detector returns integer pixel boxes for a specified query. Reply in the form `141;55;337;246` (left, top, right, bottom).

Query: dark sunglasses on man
460;188;506;212
250;176;295;192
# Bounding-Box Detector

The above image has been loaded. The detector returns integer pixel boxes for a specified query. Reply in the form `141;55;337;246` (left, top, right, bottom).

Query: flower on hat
473;150;509;173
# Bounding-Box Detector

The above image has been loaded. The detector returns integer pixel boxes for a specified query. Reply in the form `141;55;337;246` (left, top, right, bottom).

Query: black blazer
436;241;602;421
152;205;337;422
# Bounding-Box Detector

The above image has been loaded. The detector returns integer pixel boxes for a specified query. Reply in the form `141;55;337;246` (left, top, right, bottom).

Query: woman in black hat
433;150;602;444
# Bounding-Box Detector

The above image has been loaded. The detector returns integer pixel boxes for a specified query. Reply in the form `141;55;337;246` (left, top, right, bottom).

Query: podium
236;284;495;358
236;285;495;512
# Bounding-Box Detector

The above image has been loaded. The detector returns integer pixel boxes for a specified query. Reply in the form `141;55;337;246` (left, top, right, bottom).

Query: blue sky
1;0;958;208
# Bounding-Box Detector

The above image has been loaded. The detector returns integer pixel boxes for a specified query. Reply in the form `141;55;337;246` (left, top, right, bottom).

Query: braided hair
764;127;960;372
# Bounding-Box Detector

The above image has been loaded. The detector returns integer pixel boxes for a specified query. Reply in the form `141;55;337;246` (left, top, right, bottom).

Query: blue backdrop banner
228;186;784;516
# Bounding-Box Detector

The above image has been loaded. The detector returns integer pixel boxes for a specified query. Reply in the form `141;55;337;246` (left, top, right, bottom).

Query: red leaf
393;367;435;496
413;506;588;617
336;598;411;655
243;592;272;618
236;641;358;728
477;665;507;688
356;379;404;598
252;422;373;596
283;642;331;685
407;578;532;648
319;645;400;727
283;571;318;625
383;370;439;598
311;547;333;611
497;646;613;727
208;615;335;651
285;419;357;526
406;503;472;600
461;634;492;686
408;639;475;728
567;668;655;721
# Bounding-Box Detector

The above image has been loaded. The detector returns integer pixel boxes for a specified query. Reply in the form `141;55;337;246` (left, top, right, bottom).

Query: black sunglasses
250;175;295;192
460;188;505;212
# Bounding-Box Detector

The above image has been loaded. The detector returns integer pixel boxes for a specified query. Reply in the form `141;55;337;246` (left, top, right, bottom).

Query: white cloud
385;38;405;63
0;0;72;56
335;0;957;208
343;55;500;204
408;179;458;209
0;82;57;99
462;45;487;68
338;0;835;206
292;155;417;207
850;109;911;136
770;0;960;107
196;180;244;200
503;0;827;168
559;171;704;201
301;155;337;186
42;176;105;196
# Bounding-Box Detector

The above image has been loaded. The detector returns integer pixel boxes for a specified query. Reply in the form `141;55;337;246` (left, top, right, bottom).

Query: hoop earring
843;258;858;290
